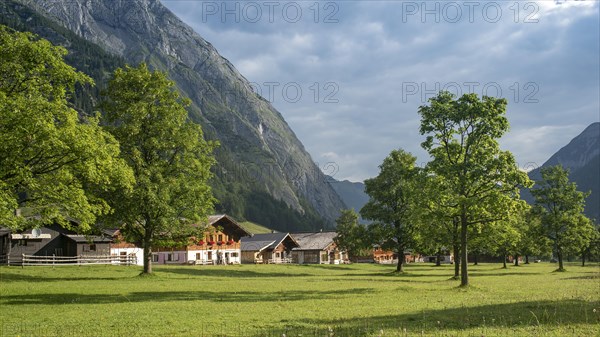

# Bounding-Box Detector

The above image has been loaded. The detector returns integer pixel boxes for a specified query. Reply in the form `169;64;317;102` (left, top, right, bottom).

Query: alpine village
1;1;599;336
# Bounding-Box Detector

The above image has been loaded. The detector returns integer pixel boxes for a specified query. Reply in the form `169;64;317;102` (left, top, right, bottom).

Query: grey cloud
162;0;599;181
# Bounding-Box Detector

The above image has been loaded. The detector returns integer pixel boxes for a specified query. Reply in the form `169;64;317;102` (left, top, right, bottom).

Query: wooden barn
3;225;113;265
240;232;299;264
291;231;347;264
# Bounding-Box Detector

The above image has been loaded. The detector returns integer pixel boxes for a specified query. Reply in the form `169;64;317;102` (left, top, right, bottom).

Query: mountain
326;176;371;224
523;122;600;221
327;176;368;212
1;0;346;231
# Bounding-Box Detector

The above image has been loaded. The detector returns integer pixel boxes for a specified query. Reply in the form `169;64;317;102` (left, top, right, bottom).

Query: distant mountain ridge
523;122;600;221
3;0;346;230
327;176;368;212
327;176;370;224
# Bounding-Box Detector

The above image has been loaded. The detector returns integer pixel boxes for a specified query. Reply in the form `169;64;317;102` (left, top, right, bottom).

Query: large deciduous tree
101;63;217;274
0;26;132;231
360;149;424;272
531;165;594;271
418;92;531;286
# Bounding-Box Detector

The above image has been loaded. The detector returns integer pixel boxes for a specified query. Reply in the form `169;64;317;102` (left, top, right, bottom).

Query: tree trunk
473;253;478;266
581;251;586;267
502;254;507;269
142;229;153;274
460;216;469;287
435;250;441;266
514;255;519;266
557;248;564;271
396;246;404;273
453;244;460;278
525;255;529;264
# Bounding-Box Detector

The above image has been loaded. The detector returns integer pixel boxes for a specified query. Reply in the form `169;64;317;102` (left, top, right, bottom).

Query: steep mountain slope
326;175;368;210
327;176;370;224
523;122;600;221
7;0;346;229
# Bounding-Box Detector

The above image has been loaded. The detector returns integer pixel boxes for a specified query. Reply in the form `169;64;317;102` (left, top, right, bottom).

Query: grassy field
0;262;598;337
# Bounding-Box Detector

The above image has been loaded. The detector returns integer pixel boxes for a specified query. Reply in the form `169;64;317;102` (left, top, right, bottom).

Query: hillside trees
0;26;132;231
100;63;217;274
418;92;531;286
531;165;595;271
360;149;425;272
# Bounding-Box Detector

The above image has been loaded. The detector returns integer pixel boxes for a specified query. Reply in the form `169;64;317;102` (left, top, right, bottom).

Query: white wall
110;247;144;266
187;249;241;264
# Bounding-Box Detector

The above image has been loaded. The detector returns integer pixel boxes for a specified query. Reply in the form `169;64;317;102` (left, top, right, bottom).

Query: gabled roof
241;232;299;251
64;234;113;243
291;231;338;251
206;214;251;237
241;240;276;252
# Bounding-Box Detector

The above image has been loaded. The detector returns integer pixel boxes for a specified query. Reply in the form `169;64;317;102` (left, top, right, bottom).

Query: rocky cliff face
20;0;345;225
523;122;600;221
539;123;600;172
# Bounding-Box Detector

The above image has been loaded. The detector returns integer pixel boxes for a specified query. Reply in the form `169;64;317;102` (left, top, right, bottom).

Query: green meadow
0;262;598;336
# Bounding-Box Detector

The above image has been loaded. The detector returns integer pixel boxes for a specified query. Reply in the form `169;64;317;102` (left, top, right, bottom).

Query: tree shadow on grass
563;274;600;280
156;267;313;278
338;272;461;283
0;272;134;283
300;264;358;271
469;271;543;277
250;299;599;337
1;288;375;306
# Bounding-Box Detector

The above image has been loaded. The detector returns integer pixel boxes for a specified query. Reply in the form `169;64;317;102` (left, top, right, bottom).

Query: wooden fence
12;254;137;266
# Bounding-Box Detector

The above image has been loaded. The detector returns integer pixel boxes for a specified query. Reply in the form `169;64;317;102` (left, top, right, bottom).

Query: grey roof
64;234;113;243
241;240;276;252
240;233;299;251
291;232;338;251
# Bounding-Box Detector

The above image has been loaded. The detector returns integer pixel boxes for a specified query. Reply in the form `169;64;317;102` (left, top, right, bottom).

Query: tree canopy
334;209;369;260
100;63;217;274
361;149;425;272
418;91;531;286
0;25;132;231
532;165;594;271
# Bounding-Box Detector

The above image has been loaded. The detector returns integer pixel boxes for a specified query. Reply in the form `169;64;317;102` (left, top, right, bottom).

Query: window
152;254;159;262
167;253;172;262
196;253;201;260
231;252;238;257
218;234;223;242
18;239;27;246
90;244;96;252
321;252;329;262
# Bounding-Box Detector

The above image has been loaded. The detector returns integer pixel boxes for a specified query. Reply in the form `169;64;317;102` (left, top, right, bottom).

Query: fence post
52;254;55;268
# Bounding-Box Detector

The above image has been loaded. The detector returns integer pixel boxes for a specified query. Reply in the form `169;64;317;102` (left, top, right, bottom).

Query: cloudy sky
162;0;599;182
